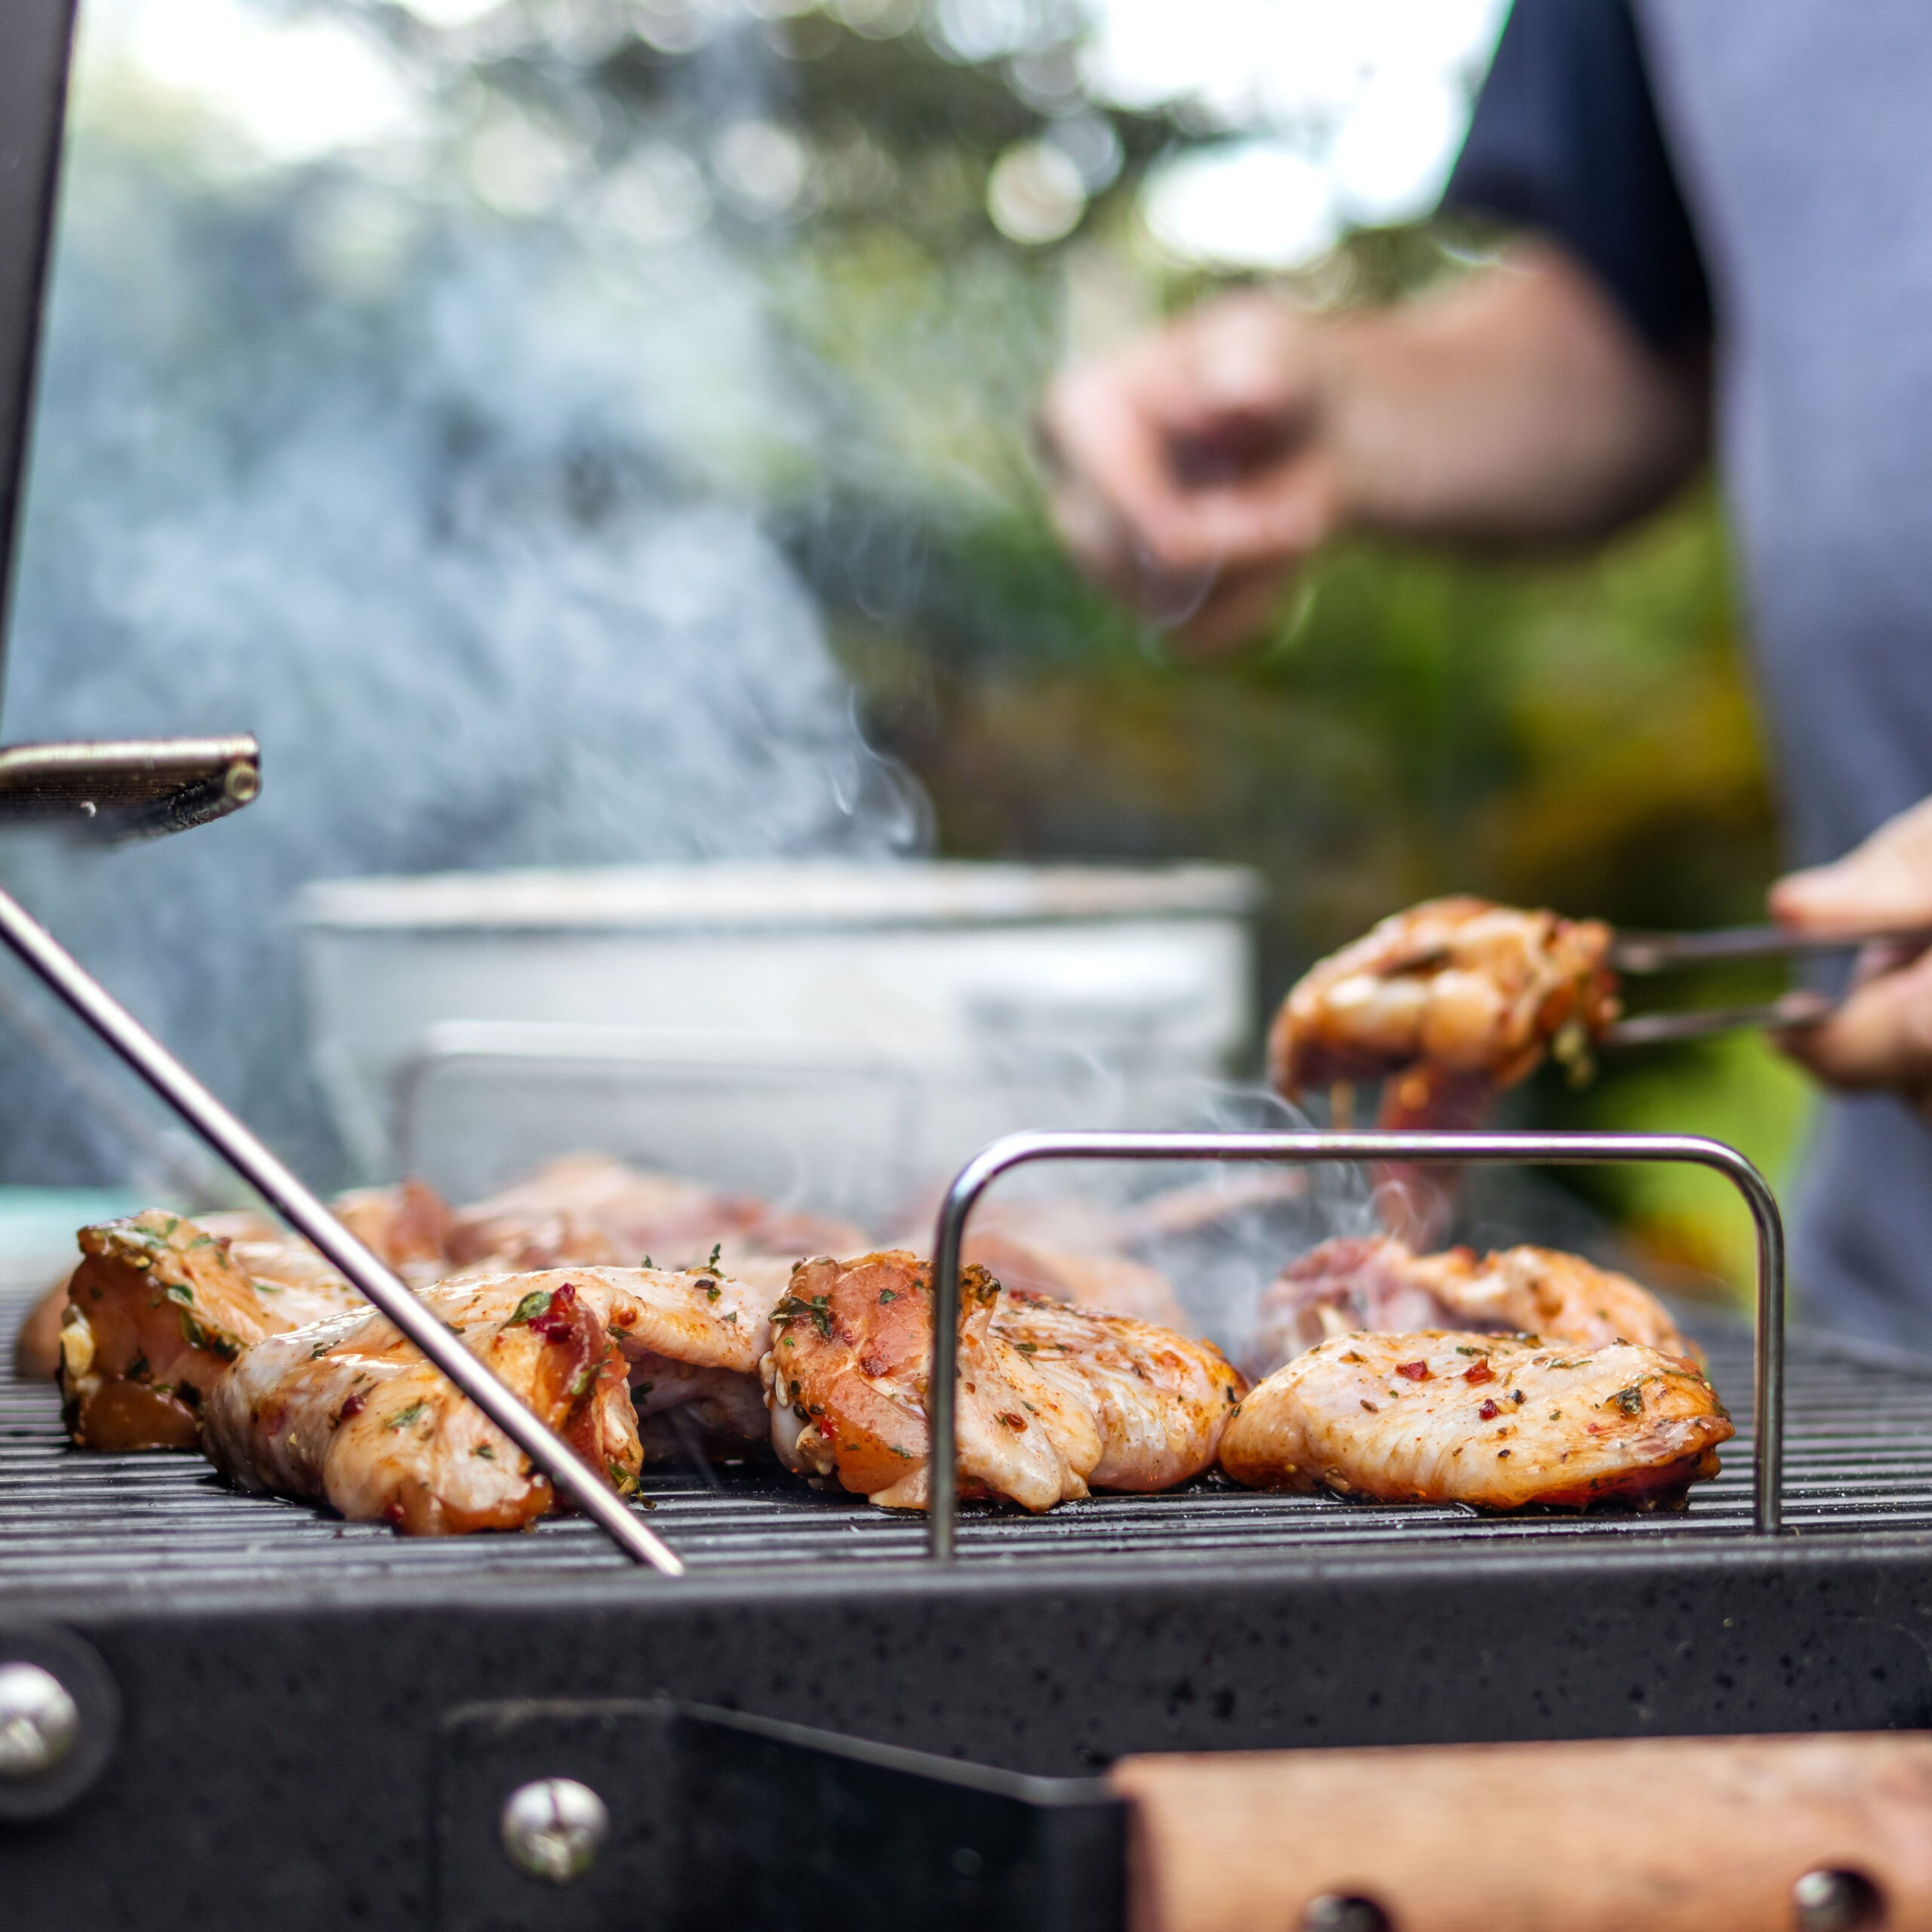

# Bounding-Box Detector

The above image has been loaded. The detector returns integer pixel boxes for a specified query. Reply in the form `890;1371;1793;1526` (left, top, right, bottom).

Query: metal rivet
0;1662;80;1780
225;762;260;804
500;1777;610;1884
1793;1869;1883;1932
1301;1894;1392;1932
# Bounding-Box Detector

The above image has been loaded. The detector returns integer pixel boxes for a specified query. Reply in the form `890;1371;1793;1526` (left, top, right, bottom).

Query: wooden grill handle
1111;1732;1932;1932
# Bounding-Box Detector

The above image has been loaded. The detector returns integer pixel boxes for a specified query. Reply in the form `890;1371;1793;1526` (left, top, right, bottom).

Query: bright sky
80;0;1512;266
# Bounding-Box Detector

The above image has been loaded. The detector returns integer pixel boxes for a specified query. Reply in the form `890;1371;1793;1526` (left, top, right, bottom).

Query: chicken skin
761;1251;1242;1512
1220;1332;1732;1510
14;1186;443;1383
1250;1235;1693;1376
202;1277;641;1534
56;1213;335;1451
445;1152;868;1274
992;1291;1244;1491
1268;897;1620;1128
202;1261;787;1530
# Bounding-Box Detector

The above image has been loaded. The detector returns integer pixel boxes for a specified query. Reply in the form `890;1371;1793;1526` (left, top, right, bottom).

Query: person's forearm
1318;243;1710;544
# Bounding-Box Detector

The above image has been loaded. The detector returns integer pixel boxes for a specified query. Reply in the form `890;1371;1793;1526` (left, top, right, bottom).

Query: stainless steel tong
1602;923;1932;1046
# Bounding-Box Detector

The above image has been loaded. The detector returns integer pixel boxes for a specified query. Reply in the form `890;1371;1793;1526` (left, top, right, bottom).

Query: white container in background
297;860;1261;1221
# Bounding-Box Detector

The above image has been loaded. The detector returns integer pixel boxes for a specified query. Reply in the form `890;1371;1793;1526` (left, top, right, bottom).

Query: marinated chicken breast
992;1291;1244;1491
1221;1332;1731;1510
202;1278;641;1534
762;1251;1241;1512
958;1231;1189;1331
764;1251;1094;1511
1268;897;1620;1128
13;1188;441;1383
328;1177;454;1286
202;1260;787;1529
1250;1235;1693;1375
58;1213;307;1450
445;1152;868;1274
521;1260;784;1460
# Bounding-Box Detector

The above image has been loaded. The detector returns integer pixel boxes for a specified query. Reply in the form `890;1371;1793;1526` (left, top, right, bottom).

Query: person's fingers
1775;944;1932;1103
1039;296;1334;581
1770;795;1932;931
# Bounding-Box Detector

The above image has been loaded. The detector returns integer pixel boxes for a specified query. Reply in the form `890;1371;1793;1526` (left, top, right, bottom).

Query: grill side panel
7;1543;1932;1930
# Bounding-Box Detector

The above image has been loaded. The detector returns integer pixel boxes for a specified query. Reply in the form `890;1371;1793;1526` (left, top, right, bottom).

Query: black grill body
7;1301;1932;1929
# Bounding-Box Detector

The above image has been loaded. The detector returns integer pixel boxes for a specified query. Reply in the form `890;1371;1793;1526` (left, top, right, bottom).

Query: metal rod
1604;990;1832;1048
1611;922;1932;972
928;1129;1786;1561
0;881;682;1575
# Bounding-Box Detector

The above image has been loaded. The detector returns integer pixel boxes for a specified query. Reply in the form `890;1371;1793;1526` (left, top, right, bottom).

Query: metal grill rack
11;1291;1932;1598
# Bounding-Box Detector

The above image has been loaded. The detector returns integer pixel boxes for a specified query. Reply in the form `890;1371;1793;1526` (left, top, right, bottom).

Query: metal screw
1792;1869;1883;1932
0;1663;80;1780
1300;1895;1391;1932
500;1777;610;1884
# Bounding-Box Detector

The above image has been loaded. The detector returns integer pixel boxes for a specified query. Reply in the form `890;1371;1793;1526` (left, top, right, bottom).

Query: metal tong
1601;922;1932;1047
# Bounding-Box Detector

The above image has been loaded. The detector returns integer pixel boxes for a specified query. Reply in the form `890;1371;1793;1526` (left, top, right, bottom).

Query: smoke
0;69;930;1189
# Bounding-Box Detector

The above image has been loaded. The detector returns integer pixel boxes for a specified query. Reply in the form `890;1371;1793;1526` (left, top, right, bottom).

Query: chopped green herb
878;1288;898;1303
474;1444;494;1460
704;1283;721;1303
385;1399;429;1431
641;1254;654;1269
165;1281;194;1306
1610;1384;1644;1417
721;1310;737;1324
506;1288;553;1327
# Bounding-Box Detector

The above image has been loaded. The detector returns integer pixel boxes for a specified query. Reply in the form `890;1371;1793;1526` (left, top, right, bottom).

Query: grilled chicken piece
764;1251;1097;1511
16;1186;451;1383
202;1260;787;1529
202;1278;641;1534
1221;1331;1731;1510
762;1251;1241;1512
445;1152;869;1274
992;1291;1244;1491
328;1177;454;1285
57;1213;306;1450
958;1231;1189;1331
1269;897;1620;1128
1250;1235;1693;1376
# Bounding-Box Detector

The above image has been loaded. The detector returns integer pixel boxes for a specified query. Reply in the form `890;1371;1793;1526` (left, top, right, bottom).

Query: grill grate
7;1288;1932;1595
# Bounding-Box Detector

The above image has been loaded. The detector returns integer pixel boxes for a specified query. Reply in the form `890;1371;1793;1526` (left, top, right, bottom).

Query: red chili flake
527;1282;579;1342
338;1392;365;1420
1478;1398;1499;1421
998;1411;1027;1432
1395;1360;1431;1381
1462;1358;1494;1385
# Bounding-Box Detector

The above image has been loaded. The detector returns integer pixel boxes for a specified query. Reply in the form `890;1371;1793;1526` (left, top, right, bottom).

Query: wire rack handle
926;1129;1786;1561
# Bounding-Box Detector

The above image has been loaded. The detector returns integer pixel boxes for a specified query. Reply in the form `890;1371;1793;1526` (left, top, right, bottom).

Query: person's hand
1037;291;1344;656
1769;796;1932;1114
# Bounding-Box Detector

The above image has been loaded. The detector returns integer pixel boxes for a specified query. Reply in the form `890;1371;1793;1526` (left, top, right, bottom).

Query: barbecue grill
9;8;1932;1928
